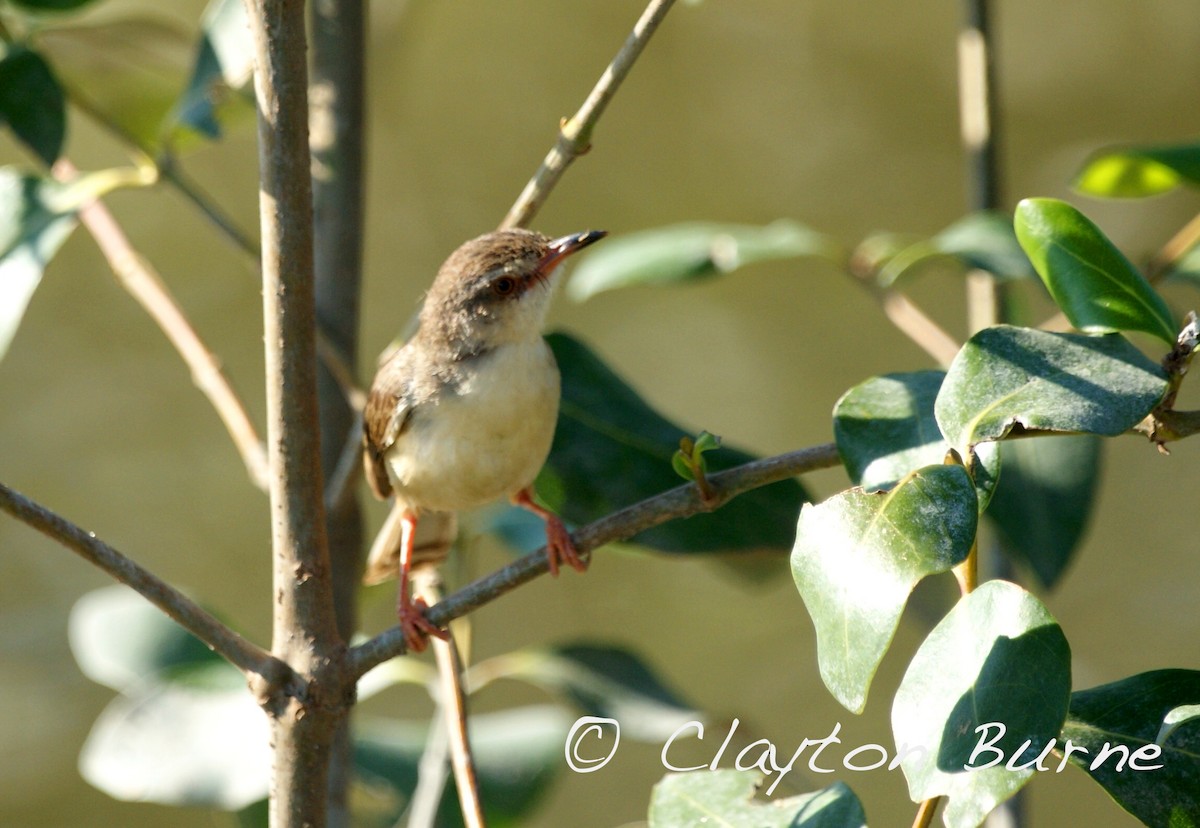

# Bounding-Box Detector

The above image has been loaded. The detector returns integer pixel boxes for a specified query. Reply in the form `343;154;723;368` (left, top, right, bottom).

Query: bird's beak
539;229;607;273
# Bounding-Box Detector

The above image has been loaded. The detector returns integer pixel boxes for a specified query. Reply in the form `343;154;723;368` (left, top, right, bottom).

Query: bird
362;228;607;652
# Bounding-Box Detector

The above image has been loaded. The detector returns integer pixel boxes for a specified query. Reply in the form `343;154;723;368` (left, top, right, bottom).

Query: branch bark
349;441;843;677
244;0;347;824
310;0;368;821
500;0;677;230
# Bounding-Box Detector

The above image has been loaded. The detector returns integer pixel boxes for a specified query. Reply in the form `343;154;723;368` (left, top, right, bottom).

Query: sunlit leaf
541;333;808;555
166;0;255;143
0;45;66;165
566;221;840;300
986;435;1101;588
649;771;866;828
0;167;78;361
488;642;700;741
1076;142;1200;198
833;370;999;512
69;585;228;691
934;325;1167;455
1015;198;1176;343
892;580;1071;827
80;679;270;809
792;464;977;713
1062;670;1200;827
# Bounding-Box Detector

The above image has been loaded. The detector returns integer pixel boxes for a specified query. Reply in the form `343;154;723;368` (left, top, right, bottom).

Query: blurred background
2;0;1199;825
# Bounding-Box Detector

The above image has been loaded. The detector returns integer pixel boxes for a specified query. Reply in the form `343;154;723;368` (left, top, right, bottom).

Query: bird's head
420;228;606;356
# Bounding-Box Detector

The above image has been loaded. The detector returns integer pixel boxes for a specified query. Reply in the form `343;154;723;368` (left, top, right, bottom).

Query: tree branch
52;159;271;491
348;441;843;677
0;482;281;682
245;0;345;823
499;0;677;230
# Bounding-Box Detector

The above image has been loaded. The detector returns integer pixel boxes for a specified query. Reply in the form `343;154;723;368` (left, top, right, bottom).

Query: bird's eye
492;276;518;296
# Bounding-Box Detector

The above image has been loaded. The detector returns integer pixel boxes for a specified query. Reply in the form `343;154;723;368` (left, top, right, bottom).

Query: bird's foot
543;512;588;577
398;595;449;653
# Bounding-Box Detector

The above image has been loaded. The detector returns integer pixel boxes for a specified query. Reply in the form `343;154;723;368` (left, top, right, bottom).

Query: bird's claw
544;513;587;577
398;595;449;653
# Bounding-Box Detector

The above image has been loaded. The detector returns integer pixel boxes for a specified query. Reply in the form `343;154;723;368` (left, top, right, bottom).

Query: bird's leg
397;511;450;652
511;487;587;576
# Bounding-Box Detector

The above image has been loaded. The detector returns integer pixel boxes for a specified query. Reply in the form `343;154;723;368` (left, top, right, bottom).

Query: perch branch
500;0;677;230
349;441;843;677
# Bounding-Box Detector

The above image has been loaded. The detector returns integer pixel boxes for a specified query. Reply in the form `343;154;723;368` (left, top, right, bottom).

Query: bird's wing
362;349;416;501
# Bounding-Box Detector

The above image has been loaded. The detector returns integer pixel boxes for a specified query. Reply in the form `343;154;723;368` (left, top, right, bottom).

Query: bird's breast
386;339;560;513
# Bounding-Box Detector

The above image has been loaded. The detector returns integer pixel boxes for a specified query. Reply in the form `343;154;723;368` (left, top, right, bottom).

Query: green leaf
934;325;1167;455
792;464;977;713
165;0;255;143
488;642;700;741
0;46;66;165
833;370;1000;512
355;706;569;827
1062;670;1200;827
1014;198;1176;343
0;167;79;362
80;680;270;809
8;0;98;11
1076;142;1200;198
649;771;866;828
542;332;809;555
934;210;1036;282
566;220;840;301
985;435;1101;588
69;585;229;691
892;580;1071;827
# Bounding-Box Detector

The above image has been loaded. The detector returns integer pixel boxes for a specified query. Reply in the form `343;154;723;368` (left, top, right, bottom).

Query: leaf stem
348;441;843;676
912;796;943;828
500;0;677;230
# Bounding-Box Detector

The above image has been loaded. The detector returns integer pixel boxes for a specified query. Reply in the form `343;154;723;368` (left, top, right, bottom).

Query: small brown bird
362;228;607;651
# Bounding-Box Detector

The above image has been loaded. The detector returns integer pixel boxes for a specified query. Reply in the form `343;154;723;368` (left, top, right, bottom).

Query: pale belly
385;340;560;513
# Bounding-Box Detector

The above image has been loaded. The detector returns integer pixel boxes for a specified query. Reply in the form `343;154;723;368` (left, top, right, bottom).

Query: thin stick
53;160;271;490
412;569;485;828
0;482;280;682
349;441;843;676
500;0;677;230
912;796;943;828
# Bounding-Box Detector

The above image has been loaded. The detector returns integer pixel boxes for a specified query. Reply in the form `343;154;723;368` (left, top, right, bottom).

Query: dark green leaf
0;167;79;361
986;435;1101;588
833;370;999;512
1062;670;1200;827
935;325;1167;454
934;210;1036;281
495;642;700;741
542;333;809;554
1076;143;1200;198
892;580;1071;827
355;706;569;827
0;46;65;165
1015;198;1176;343
566;221;840;300
792;464;977;713
69;585;229;691
649;771;866;828
80;680;270;809
8;0;97;12
166;0;255;143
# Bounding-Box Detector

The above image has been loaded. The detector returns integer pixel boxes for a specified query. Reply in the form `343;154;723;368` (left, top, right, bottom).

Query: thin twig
846;256;963;367
349;442;843;677
499;0;677;230
413;569;484;828
912;796;942;828
52;159;271;490
0;482;281;681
